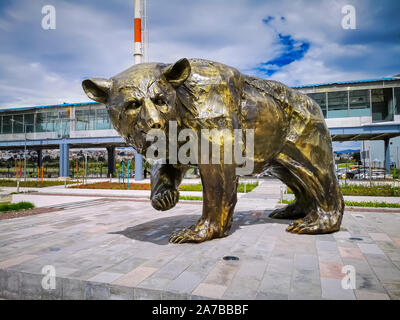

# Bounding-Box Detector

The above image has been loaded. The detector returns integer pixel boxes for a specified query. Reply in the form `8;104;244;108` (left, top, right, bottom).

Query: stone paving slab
0;180;400;300
12;194;104;208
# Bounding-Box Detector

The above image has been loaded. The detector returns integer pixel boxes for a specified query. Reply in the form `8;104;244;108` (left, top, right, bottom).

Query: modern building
0;102;135;178
295;77;400;171
0;76;399;178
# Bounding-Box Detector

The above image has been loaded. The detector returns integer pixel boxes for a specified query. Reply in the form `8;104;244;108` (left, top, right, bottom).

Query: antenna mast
134;0;147;64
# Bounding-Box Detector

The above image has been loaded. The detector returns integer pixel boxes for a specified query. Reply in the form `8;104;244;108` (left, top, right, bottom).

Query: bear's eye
152;96;164;106
125;100;141;111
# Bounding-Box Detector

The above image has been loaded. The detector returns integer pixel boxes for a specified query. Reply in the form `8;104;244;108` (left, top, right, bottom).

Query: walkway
0;180;399;300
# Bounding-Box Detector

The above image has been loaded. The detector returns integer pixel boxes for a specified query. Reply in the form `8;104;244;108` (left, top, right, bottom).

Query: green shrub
345;201;400;208
179;182;258;193
179;184;203;192
71;181;259;192
0;201;35;212
340;184;400;197
287;184;400;197
237;182;258;193
179;195;203;201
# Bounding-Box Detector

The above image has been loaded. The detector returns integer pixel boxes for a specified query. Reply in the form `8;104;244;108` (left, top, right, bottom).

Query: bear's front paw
151;189;179;211
169;228;209;244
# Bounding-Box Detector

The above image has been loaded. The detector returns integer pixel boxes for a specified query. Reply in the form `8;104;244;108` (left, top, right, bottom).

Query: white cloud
0;54;88;107
0;0;398;108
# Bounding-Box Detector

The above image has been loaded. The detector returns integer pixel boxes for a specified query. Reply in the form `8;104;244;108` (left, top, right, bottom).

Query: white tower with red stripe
134;0;145;65
133;0;146;180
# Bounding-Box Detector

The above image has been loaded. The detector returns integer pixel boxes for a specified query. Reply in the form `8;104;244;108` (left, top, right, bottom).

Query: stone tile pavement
0;180;399;300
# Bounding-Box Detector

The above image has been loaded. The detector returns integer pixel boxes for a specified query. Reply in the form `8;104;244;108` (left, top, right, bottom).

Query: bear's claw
286;214;340;234
151;189;179;211
169;228;208;244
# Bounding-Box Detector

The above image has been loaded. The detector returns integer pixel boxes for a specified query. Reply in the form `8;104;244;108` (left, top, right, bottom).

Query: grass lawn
287;184;400;197
0;201;35;212
340;184;400;197
0;179;75;188
71;181;258;193
179;195;203;200
281;199;400;208
337;163;356;169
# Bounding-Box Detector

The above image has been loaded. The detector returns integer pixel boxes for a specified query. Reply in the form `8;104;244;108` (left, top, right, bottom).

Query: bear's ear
162;58;191;87
82;78;112;103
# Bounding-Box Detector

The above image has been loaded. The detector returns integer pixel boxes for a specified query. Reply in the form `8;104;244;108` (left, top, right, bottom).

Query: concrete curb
0;268;213;300
275;203;400;213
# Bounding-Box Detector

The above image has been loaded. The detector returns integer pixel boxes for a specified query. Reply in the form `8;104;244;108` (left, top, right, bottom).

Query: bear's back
177;59;244;130
242;75;327;144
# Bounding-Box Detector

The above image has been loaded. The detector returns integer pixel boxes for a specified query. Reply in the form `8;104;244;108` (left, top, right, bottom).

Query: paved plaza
0;180;400;300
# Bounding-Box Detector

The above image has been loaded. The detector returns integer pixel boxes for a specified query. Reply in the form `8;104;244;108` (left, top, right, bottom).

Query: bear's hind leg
286;207;343;234
269;162;310;219
273;129;344;234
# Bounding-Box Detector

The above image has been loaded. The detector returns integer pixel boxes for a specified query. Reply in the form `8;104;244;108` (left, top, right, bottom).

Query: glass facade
328;91;348;118
13;114;24;133
307;92;327;117
75;110;86;131
76;109;95;130
24;113;35;133
305;87;398;120
35;112;48;132
57;111;70;138
372;88;394;122
47;111;58;132
349;90;370;117
34;111;71;136
75;108;110;130
96;108;112;130
0;86;399;137
2;115;12;134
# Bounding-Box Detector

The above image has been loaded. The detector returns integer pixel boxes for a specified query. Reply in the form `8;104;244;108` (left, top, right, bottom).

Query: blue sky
0;0;399;150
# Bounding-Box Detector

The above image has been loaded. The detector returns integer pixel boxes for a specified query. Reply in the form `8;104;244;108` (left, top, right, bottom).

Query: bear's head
82;58;191;154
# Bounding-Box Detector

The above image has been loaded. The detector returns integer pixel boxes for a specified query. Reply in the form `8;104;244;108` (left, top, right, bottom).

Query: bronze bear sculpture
82;58;344;243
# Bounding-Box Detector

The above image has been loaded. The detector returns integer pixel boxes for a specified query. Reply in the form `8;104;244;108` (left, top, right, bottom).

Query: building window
349;90;370;117
2;116;12;134
395;87;400;115
371;88;394;122
24;113;35;133
36;112;57;132
307;93;327;118
75;110;87;130
75;109;96;130
36;113;47;132
328;91;348;118
57;111;70;137
88;109;96;130
96;108;112;130
46;111;58;132
13;114;24;133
